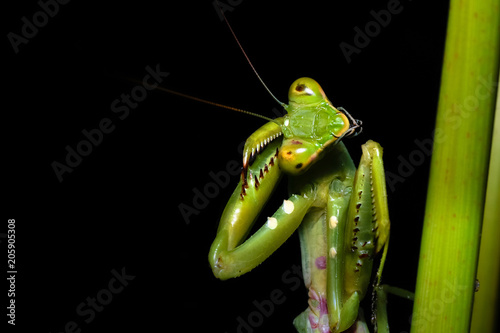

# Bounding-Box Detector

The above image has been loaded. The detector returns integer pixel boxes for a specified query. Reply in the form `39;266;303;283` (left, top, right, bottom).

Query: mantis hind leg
373;282;415;333
371;237;414;333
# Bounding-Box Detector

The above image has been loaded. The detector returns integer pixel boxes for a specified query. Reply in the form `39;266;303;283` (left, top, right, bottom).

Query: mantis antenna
215;0;287;109
123;76;277;122
124;2;288;123
152;85;275;122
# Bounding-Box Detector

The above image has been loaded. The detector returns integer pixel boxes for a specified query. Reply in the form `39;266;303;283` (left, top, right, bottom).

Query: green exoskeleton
208;76;391;332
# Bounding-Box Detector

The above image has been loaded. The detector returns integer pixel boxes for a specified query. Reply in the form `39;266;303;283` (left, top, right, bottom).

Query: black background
5;0;449;332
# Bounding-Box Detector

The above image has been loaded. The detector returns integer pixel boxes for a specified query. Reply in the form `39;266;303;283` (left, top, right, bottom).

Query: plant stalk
410;0;500;332
470;71;500;333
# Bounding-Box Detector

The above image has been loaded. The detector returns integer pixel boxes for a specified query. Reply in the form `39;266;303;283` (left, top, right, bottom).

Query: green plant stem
470;71;500;333
410;0;500;332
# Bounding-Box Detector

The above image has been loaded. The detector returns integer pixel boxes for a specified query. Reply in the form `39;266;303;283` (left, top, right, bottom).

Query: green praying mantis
208;75;390;332
167;4;413;333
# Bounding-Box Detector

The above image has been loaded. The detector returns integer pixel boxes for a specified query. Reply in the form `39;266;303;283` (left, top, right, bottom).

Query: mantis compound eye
288;77;327;105
278;139;320;175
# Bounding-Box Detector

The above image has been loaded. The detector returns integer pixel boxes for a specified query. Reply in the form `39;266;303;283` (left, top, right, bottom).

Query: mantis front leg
209;125;314;280
210;193;313;279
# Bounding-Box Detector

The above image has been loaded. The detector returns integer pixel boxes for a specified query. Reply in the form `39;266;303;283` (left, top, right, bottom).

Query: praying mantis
170;4;409;333
208;75;391;332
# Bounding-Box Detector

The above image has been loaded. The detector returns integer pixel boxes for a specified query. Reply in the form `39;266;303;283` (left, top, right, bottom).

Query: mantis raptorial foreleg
210;192;313;280
209;123;315;280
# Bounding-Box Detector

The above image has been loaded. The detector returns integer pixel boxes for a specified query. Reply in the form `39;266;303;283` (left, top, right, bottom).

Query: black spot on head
296;84;306;92
295;163;303;169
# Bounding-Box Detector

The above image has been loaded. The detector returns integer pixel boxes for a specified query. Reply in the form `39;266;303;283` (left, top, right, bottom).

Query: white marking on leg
329;216;338;229
329;247;337;258
283;200;294;214
267;217;278;229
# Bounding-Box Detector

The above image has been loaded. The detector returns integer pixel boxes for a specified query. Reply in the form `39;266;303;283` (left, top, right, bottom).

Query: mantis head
277;78;362;175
